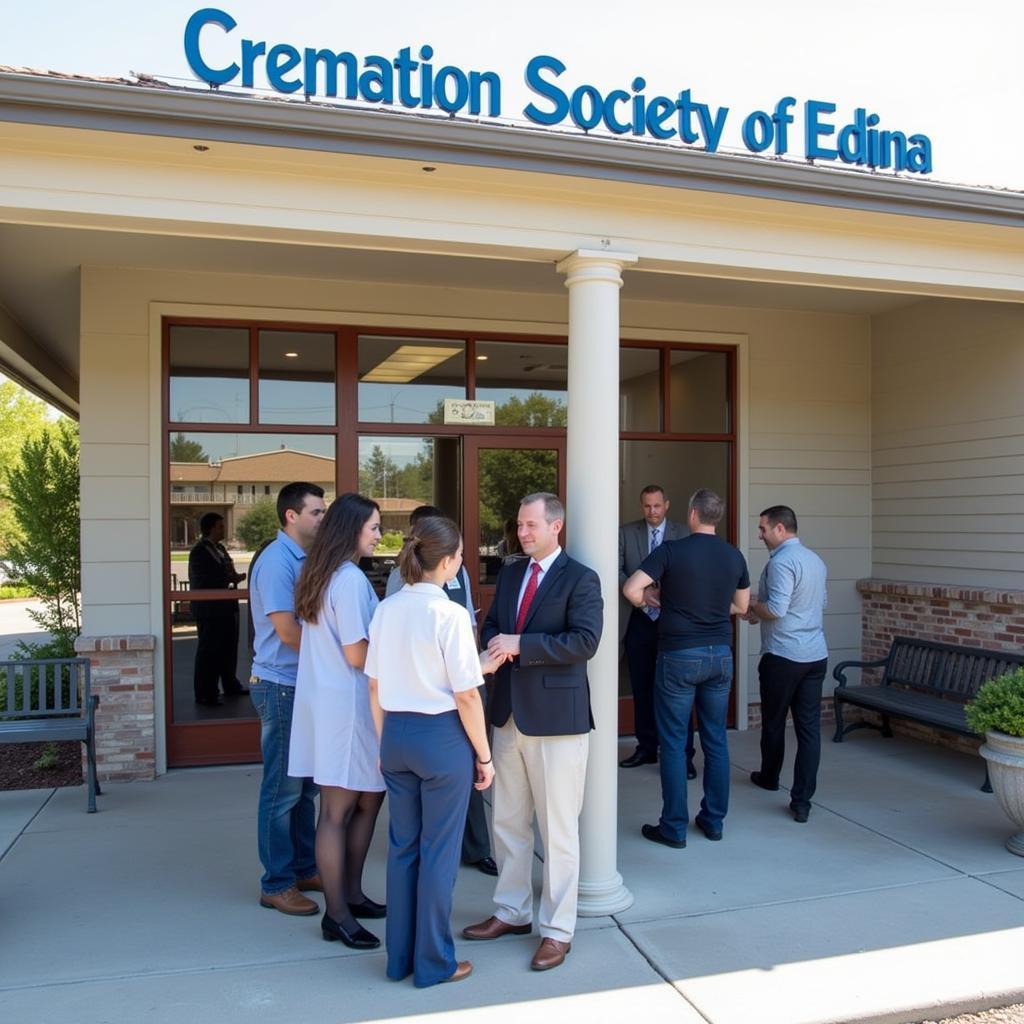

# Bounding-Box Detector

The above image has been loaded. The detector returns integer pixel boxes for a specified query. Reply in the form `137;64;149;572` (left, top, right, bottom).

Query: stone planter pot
979;730;1024;857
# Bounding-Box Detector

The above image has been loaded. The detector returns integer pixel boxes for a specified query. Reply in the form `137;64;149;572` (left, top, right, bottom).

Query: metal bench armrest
833;657;888;687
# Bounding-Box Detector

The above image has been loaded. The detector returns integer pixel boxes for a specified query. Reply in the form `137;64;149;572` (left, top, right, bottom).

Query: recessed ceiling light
476;355;489;361
284;351;299;358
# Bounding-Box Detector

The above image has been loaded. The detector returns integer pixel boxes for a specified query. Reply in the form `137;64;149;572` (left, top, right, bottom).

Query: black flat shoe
750;770;779;791
641;823;686;849
619;749;657;768
694;814;723;841
348;897;387;919
322;912;380;949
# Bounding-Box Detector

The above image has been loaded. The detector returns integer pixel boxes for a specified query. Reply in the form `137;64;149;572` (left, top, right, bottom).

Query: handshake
479;633;521;676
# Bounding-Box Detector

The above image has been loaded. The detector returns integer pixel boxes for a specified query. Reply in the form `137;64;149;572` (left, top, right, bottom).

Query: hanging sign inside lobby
443;399;495;426
184;8;933;175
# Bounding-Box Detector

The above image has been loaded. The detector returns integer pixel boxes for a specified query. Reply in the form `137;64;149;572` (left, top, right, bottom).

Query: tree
235;499;280;551
359;445;400;498
169;433;208;462
1;419;81;657
0;378;51;556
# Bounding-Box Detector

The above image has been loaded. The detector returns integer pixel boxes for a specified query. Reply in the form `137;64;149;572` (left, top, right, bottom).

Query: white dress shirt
366;582;484;714
515;546;562;621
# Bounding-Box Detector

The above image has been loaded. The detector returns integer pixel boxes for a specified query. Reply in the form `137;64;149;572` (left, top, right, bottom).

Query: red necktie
515;562;542;634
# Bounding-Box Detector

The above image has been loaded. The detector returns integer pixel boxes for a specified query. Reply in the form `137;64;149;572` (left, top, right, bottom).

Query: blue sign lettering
182;9;934;174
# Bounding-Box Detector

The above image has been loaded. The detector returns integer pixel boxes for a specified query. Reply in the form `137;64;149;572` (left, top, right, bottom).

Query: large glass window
620;347;660;431
357;435;462;594
169;325;249;423
258;329;336;425
475;341;567;426
358;335;465;423
669;350;730;434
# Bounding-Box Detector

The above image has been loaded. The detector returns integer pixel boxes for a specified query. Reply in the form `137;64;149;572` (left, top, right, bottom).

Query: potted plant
966;668;1024;857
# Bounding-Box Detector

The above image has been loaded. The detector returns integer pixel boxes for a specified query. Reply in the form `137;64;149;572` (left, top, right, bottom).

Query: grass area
0;585;33;599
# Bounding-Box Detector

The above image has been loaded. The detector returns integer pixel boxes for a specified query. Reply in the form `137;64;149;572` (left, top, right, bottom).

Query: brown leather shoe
296;873;324;893
462;915;532;941
442;960;473;984
531;937;571;971
259;886;318;916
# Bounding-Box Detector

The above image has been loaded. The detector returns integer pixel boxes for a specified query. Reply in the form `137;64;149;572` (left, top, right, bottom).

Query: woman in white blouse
291;493;386;951
367;516;503;987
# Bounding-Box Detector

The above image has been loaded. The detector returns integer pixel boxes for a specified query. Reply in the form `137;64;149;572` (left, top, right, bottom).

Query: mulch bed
0;741;83;791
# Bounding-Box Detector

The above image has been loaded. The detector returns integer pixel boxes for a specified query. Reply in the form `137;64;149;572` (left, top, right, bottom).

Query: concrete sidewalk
2;729;1023;1024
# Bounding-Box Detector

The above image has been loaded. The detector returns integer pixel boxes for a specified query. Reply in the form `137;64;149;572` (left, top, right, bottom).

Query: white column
557;248;638;916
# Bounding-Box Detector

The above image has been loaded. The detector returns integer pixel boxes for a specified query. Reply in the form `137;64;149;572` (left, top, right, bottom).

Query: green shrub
0;584;33;599
235;500;280;551
34;742;60;771
378;530;405;552
965;669;1024;738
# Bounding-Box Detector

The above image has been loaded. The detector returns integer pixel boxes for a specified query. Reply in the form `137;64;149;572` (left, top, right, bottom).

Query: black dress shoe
619;750;657;768
686;762;698;780
322;912;380;949
750;770;779;791
641;823;686;849
694;814;723;841
472;857;499;877
349;897;387;919
195;696;223;707
791;805;810;823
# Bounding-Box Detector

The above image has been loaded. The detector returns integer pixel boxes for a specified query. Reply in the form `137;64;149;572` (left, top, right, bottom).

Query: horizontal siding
871;299;1024;590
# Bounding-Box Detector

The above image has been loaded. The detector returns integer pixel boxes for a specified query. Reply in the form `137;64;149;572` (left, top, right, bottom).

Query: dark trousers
461;787;491;863
758;653;829;812
625;610;695;762
382;710;474;988
192;606;239;701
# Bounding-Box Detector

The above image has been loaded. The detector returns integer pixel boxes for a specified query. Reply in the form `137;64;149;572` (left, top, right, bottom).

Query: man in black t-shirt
623;489;750;848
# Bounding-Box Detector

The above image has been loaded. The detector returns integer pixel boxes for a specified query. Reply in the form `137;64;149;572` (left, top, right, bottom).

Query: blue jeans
654;645;733;842
250;680;318;894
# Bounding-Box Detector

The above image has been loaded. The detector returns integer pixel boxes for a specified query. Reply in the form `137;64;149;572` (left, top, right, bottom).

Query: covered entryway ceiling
0;220;924;413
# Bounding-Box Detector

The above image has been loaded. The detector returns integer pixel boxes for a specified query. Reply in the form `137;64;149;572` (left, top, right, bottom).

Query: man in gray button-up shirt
745;505;828;823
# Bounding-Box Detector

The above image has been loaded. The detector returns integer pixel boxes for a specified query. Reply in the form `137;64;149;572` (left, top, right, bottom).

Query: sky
3;0;1022;189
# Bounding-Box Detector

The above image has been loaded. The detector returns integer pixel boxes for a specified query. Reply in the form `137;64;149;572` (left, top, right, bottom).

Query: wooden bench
832;636;1024;792
0;658;101;812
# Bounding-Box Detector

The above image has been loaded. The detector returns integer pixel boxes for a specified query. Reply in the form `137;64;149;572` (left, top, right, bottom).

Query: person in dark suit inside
189;512;247;706
618;485;695;776
462;492;603;973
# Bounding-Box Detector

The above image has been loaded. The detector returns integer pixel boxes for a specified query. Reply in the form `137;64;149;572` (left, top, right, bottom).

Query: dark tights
316;786;385;927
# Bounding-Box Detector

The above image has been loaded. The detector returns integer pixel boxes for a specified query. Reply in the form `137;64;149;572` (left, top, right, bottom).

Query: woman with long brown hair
290;492;386;950
367;516;504;987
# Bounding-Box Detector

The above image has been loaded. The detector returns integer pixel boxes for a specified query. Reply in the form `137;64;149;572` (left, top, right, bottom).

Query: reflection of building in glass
169;449;336;547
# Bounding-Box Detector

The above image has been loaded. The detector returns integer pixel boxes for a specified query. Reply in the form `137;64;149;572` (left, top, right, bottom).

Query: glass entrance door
463;436;566;626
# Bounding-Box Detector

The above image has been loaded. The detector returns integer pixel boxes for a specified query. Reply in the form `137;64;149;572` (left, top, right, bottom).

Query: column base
577;871;634;917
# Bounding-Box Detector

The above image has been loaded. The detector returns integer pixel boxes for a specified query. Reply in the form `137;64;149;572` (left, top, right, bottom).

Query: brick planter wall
74;635;157;782
855;579;1024;754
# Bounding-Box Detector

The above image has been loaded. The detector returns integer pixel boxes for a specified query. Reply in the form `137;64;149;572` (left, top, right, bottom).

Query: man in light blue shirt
745;505;828;823
249;482;326;914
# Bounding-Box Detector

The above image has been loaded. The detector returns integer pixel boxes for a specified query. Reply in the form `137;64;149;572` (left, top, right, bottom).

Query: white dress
289;561;384;791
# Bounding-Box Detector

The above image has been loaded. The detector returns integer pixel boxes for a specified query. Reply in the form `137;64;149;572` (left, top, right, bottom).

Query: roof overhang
1;70;1022;230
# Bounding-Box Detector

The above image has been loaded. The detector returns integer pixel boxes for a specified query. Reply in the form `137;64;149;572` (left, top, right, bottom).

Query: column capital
556;249;638;287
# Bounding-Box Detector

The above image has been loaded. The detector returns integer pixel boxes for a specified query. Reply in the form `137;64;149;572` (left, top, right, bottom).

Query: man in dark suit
189;512;247;706
463;492;602;973
618;485;695;775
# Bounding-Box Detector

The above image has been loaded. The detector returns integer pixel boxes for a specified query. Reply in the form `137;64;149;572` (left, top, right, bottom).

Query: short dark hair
276;482;325;527
760;505;798;534
640;484;666;500
409;504;444;525
199;512;223;536
689;488;724;526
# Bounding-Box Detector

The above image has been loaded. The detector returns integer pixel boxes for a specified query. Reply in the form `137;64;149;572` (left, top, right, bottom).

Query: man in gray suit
618;485;694;774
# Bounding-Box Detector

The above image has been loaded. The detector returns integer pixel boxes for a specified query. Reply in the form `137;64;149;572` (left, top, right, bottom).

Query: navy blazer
482;551;603;737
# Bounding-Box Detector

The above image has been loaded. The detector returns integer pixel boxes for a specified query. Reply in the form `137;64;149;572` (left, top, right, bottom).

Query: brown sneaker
296;874;324;893
259;886;318;916
530;937;571;971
